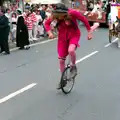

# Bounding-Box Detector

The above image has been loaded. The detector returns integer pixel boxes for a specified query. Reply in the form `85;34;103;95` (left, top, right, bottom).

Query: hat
17;8;22;15
53;3;68;13
25;6;30;9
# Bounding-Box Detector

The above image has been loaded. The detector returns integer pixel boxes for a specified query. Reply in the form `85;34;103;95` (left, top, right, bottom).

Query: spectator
46;5;53;18
11;12;17;41
5;8;13;41
16;9;30;50
31;9;38;41
88;1;103;19
36;10;44;37
40;5;47;37
24;9;34;42
5;8;11;20
40;5;47;21
25;3;30;9
0;8;10;55
87;0;94;11
84;0;94;15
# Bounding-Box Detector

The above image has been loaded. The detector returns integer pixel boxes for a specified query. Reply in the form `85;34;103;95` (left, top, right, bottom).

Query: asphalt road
0;26;120;120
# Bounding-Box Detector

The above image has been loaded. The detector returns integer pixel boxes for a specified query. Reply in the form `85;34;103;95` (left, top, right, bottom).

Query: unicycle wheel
60;66;75;94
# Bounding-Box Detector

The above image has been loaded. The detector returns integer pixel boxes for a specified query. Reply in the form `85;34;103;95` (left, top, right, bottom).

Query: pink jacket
44;9;91;41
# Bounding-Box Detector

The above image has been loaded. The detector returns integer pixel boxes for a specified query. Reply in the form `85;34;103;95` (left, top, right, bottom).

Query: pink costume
45;9;91;59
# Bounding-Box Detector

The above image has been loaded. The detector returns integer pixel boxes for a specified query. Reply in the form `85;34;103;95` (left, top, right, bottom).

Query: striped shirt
31;12;37;23
24;14;33;30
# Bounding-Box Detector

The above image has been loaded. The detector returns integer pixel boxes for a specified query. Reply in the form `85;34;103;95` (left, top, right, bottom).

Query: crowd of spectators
0;3;56;55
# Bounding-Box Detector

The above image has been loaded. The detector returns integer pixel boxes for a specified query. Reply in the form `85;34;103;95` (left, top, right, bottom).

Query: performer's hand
48;31;54;39
87;31;93;40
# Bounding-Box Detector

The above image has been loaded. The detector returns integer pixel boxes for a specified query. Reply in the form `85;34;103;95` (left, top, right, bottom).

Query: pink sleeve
69;9;91;31
44;18;52;32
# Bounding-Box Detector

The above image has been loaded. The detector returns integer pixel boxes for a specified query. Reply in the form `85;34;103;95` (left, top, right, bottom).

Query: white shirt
36;15;42;25
111;5;118;22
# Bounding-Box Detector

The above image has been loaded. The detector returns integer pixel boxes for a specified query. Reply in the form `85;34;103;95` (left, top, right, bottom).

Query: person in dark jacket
40;5;47;37
40;5;47;21
0;8;10;55
16;9;30;50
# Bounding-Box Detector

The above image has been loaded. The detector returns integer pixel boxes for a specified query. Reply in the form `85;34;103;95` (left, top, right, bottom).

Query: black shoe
4;52;10;55
25;46;30;50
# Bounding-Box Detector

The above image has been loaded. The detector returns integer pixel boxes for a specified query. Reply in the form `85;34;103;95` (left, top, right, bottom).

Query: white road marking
10;47;18;52
0;83;37;104
10;38;57;52
76;51;99;64
58;51;99;71
104;38;118;48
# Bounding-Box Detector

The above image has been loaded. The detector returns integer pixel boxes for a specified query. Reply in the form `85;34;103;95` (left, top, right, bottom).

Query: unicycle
60;56;77;94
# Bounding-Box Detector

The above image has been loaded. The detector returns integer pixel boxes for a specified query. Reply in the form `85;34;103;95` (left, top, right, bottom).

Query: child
24;10;34;42
11;12;17;41
36;10;44;37
88;1;103;19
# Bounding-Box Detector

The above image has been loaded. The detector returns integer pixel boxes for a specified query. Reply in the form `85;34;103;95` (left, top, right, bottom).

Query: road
0;26;120;120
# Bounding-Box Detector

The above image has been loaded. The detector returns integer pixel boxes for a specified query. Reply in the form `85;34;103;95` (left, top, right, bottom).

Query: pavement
0;26;120;120
8;36;50;49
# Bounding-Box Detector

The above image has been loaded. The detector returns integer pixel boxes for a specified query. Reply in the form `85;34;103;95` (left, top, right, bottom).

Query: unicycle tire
60;66;75;94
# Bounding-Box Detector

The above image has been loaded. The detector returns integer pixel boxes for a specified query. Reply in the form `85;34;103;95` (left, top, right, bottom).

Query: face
25;9;29;15
12;7;16;12
42;5;45;10
42;5;46;10
7;10;10;14
48;5;52;9
12;14;15;18
37;11;40;15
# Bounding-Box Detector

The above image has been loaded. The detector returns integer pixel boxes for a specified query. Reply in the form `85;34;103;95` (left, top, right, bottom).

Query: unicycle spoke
60;66;76;94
